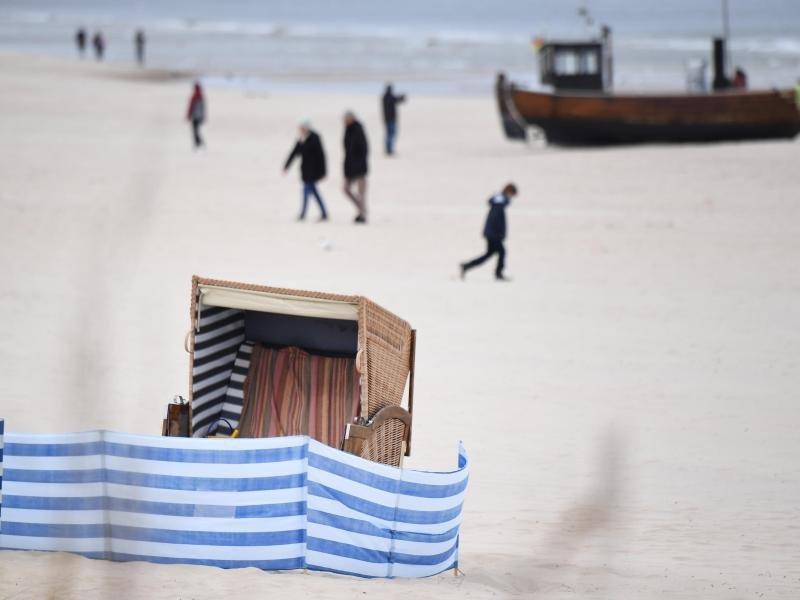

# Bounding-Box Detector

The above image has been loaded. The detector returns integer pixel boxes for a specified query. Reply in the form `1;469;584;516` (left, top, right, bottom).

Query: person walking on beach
75;28;87;57
460;183;518;282
382;83;406;156
134;29;146;66
186;82;206;149
92;31;105;61
284;122;328;221
342;111;369;223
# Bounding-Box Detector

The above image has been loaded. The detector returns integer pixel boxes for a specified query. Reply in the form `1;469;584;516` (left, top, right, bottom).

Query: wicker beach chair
163;276;416;467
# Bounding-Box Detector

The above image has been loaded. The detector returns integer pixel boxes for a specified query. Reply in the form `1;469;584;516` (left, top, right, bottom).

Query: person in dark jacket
92;31;105;61
460;183;518;281
284;122;328;221
75;28;87;57
342;111;369;223
134;29;146;66
186;82;206;149
381;83;406;156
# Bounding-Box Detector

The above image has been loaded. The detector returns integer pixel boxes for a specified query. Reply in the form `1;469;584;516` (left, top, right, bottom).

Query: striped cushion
216;342;254;432
191;307;246;436
238;345;360;448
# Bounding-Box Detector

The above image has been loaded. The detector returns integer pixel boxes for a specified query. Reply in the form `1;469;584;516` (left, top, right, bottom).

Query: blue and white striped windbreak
0;419;468;577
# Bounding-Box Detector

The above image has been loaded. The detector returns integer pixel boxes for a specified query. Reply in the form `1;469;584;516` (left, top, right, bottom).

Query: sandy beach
1;53;799;598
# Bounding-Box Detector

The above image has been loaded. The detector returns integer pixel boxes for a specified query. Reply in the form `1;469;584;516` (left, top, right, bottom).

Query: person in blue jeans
382;83;406;156
284;122;328;221
460;183;518;281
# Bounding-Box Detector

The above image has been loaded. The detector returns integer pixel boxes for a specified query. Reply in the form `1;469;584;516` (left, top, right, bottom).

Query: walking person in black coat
134;29;146;66
342;111;369;223
92;31;105;61
284;122;328;221
75;28;87;57
382;83;406;156
460;183;518;281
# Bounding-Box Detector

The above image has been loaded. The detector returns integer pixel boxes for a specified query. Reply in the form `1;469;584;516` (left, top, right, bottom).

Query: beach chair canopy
184;276;415;466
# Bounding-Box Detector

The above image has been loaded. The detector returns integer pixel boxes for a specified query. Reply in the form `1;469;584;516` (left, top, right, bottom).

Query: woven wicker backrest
357;299;413;419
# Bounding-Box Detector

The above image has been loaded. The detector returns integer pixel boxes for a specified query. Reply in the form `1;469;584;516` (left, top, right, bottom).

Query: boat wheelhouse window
554;48;599;76
582;50;599;75
555;50;579;75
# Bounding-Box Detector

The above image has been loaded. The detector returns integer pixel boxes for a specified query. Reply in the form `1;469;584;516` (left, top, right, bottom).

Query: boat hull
529;117;799;145
498;81;800;146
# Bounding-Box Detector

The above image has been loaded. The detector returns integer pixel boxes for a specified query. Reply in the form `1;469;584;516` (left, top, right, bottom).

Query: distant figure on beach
134;29;146;66
186;82;206;149
342;111;369;224
92;31;105;61
732;67;748;90
460;183;518;282
75;28;87;57
284;122;328;221
382;83;406;156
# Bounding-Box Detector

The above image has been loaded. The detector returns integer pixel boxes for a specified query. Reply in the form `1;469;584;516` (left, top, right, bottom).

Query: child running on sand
460;183;518;281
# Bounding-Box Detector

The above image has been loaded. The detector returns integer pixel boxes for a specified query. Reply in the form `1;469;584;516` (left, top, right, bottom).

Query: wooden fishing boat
497;29;800;145
498;83;800;145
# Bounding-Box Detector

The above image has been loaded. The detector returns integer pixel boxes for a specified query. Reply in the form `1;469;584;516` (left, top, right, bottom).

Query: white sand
1;53;799;599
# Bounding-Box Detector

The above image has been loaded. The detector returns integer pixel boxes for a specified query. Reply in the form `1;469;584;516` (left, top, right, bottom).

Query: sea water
0;0;798;94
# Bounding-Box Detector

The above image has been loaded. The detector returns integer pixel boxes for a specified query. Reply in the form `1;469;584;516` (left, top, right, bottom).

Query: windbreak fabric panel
0;421;469;578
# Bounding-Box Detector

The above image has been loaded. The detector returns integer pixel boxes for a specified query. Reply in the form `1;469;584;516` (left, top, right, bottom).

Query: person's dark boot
460;264;468;280
495;274;510;282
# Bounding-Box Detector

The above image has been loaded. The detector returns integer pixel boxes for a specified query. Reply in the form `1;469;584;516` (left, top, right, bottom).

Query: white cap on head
299;119;311;130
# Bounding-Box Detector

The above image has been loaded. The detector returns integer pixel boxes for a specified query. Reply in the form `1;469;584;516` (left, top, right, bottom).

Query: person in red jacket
732;67;748;90
186;82;206;149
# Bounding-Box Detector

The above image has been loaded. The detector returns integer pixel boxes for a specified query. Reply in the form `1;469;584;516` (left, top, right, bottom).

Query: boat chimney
712;37;729;90
601;25;613;91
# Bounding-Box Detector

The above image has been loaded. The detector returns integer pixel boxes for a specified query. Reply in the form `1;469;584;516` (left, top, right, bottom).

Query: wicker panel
360;299;413;418
361;418;407;467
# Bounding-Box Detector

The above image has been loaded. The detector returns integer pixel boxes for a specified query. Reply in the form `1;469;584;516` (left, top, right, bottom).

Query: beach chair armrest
342;406;412;465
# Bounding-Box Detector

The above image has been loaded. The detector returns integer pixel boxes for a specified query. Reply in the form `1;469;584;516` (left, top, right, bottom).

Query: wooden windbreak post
406;329;416;457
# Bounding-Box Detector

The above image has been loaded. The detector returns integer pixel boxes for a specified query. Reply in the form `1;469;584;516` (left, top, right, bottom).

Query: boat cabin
539;41;603;92
537;26;612;93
